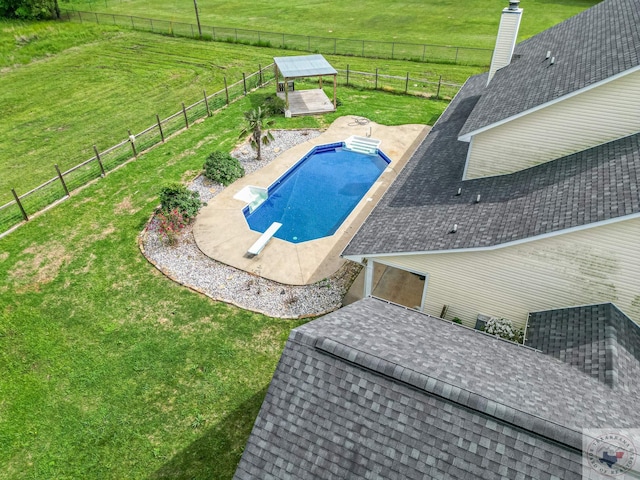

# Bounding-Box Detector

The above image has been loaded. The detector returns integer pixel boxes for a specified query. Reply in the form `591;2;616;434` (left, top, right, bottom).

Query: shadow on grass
149;387;268;480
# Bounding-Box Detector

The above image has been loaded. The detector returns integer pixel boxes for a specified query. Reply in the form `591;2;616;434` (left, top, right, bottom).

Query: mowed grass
0;76;447;479
64;0;600;48
0;19;477;206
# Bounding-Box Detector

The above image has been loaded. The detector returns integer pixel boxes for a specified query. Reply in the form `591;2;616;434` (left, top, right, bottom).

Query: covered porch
274;54;337;117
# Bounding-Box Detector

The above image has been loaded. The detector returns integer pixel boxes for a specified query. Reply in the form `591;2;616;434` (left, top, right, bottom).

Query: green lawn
0;81;447;479
62;0;600;48
0;19;477;207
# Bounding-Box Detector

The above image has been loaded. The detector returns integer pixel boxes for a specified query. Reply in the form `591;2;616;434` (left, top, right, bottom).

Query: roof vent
475;194;481;203
450;224;458;234
550;57;555;65
456;187;462;196
545;50;551;59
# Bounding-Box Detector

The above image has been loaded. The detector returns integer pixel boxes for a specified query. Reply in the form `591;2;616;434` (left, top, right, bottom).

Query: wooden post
95;12;99;23
333;75;337;109
193;0;202;37
405;72;409;94
362;41;364;57
93;145;106;176
333;38;336;54
128;129;137;157
455;47;459;64
346;64;350;86
436;75;442;99
258;64;262;85
150;18;154;32
203;90;211;116
375;68;379;90
224;77;229;104
242;73;247;95
12;189;28;221
55;164;70;197
391;42;395;59
182;103;189;128
422;44;426;62
156;114;165;143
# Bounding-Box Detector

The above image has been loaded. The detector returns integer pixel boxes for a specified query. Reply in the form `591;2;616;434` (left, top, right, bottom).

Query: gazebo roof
273;54;337;78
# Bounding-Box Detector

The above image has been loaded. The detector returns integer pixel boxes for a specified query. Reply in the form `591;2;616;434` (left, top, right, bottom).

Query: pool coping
193;116;430;286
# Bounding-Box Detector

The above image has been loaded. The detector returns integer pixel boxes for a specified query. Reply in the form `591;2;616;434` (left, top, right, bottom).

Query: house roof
459;0;640;138
234;297;640;479
526;303;640;390
342;71;640;257
274;54;337;79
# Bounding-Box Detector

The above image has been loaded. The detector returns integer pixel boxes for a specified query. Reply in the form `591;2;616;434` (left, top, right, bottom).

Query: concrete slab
193;116;429;285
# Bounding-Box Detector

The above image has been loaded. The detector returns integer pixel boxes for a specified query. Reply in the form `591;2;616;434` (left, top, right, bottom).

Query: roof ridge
314;335;585;451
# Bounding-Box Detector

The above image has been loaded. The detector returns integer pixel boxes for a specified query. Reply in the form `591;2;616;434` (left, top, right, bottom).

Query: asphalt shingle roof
234;298;640;479
343;0;640;257
526;303;640;389
342;71;640;256
459;0;640;137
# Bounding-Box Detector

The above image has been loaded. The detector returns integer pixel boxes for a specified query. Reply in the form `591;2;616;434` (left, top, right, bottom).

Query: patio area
193;116;429;285
276;89;335;116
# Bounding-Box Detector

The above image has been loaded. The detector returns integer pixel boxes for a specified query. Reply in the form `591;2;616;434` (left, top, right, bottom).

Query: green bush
203;151;244;186
263;95;286;115
158;183;203;219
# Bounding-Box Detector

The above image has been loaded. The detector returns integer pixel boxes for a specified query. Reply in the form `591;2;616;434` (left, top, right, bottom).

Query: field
62;0;600;48
1;1;598;478
0;20;481;206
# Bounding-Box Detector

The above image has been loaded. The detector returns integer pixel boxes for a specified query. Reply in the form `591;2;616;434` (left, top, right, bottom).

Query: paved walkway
193;116;429;285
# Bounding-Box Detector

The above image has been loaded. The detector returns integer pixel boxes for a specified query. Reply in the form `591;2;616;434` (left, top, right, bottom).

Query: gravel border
139;129;362;319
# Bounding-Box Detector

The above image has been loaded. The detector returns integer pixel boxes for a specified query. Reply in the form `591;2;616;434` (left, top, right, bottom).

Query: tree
239;107;274;161
0;0;59;19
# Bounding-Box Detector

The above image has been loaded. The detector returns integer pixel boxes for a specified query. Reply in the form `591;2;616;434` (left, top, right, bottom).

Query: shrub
158;183;203;220
203;151;244;186
156;208;187;246
484;317;524;343
263;95;286;115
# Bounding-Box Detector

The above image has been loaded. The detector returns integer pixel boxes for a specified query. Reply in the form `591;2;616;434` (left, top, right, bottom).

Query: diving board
247;222;282;256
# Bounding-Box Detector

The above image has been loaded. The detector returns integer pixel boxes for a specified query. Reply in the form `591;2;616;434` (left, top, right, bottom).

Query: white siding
465;70;640;179
369;218;640;330
488;8;523;84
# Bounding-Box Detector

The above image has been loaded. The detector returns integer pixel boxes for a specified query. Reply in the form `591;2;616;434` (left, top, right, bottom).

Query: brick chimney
487;1;523;85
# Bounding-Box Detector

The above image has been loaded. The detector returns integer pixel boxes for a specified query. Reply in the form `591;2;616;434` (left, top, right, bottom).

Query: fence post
282;33;285;48
346;65;349;86
242;73;247;95
224;77;229;104
150;18;154;32
11;189;28;221
405;72;409;94
203;89;211;116
455;47;459;64
55;164;70;197
128;130;138;157
95;12;99;23
212;26;216;40
93;145;106;176
258;64;262;85
362;40;364;57
422;44;426;62
391;42;395;59
156;114;165;142
334;38;337;54
130;15;134;28
182;103;189;128
436;75;442;99
307;36;310;51
375;68;378;90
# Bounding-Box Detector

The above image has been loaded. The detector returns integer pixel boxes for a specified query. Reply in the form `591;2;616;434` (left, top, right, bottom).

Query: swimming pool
243;142;391;243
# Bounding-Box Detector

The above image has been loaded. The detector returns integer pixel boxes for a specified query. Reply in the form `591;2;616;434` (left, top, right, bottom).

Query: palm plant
239;107;274;161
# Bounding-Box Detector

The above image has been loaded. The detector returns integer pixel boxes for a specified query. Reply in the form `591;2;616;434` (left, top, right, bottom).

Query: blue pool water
244;142;391;243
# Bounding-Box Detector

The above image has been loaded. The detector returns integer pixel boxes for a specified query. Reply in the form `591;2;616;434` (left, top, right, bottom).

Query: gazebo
273;54;338;117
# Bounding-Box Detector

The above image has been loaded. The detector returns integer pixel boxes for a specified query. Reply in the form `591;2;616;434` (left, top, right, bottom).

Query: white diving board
247;222;282;256
344;135;381;155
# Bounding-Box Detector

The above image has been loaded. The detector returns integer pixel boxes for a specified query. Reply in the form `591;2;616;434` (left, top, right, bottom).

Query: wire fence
0;65;274;237
60;9;492;67
0;63;463;237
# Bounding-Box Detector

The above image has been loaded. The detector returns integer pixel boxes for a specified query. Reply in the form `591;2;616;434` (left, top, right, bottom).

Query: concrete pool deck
193;116;429;285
